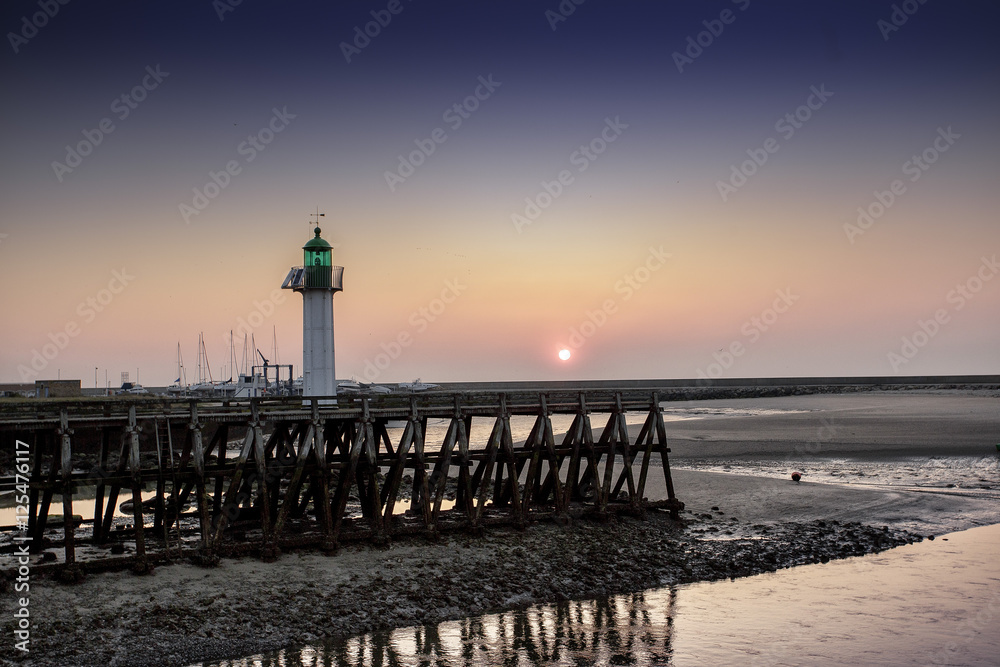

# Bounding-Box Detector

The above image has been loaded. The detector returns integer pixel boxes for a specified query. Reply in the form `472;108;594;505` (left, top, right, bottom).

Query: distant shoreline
436;374;1000;392
28;374;998;399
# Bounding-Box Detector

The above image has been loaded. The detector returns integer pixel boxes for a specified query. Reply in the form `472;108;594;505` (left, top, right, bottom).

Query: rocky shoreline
4;507;924;667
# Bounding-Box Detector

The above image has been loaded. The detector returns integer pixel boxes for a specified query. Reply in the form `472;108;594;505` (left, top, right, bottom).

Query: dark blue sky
2;1;998;384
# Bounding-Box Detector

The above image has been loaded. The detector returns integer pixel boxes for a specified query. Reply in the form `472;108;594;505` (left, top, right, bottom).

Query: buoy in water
791;471;802;483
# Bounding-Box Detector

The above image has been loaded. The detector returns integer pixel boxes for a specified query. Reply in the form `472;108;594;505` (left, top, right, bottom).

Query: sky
1;0;998;387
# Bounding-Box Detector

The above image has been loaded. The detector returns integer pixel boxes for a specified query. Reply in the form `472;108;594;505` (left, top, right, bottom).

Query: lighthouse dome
303;226;332;251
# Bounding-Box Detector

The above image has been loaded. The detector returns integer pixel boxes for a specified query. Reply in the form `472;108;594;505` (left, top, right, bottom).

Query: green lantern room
282;227;344;292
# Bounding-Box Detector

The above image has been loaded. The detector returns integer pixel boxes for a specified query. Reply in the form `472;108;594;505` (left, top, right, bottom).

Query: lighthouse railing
281;265;344;291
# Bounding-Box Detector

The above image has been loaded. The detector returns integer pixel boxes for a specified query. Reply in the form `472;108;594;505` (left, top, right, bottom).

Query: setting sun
558;349;571;361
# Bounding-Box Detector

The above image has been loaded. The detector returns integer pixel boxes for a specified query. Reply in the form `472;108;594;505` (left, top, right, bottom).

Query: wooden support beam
210;424;229;522
188;404;213;554
500;401;523;526
429;416;458;531
330;413;366;545
163;418;195;533
609;394;639;508
653;393;681;518
31;432;59;552
249;402;274;558
99;430;130;544
127;406;149;572
471;407;503;524
164;414;182;558
598;411;617;513
360;416;386;541
455;399;476;524
153;417;166;535
540;395;566;515
315;417;335;549
556;413;582;504
376;420;395;457
409;413;432;530
271;423;314;545
635;396;658;501
520;410;545;510
575;394;603;509
381;419;414;528
211;421;256;545
58;410;76;567
92;423;110;544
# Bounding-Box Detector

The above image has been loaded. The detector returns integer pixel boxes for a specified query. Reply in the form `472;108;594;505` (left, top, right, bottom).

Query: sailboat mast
176;342;187;386
229;330;236;383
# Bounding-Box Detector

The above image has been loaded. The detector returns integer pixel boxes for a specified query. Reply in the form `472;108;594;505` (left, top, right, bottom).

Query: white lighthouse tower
281;225;344;398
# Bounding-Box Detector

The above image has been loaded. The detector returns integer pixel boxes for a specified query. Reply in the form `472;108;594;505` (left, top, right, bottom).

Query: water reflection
205;592;674;667
194;524;1000;667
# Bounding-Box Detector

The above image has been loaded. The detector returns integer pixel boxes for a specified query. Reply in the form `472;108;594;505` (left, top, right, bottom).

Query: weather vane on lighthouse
308;207;324;231
282;211;344;401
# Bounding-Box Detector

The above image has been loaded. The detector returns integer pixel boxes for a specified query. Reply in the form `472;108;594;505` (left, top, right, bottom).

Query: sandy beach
2;389;998;666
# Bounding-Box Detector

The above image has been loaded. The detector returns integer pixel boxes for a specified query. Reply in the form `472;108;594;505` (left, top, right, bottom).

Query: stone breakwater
4;510;922;667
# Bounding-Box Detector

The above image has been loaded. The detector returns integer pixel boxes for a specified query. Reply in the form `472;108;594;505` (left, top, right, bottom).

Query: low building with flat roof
34;379;82;398
0;383;34;398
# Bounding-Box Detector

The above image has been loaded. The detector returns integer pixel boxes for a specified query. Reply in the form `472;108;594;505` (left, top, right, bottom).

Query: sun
558;349;571;361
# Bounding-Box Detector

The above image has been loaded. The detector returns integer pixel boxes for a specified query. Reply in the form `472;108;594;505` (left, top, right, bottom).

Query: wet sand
2;389;997;666
672;468;999;537
657;390;1000;459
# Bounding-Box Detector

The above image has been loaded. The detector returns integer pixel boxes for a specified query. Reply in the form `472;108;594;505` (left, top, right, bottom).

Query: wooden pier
0;390;682;575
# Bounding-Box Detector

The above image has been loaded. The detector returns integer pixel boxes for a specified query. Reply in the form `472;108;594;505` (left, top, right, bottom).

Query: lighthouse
281;226;344;398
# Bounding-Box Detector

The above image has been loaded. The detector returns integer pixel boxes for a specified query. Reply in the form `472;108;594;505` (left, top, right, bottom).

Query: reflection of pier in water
209;590;677;666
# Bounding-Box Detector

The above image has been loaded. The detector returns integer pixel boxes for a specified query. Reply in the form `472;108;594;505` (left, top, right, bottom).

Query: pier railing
0;390;681;574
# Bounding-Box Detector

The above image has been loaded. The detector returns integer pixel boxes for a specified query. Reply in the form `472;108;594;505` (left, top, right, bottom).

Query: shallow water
192;523;1000;667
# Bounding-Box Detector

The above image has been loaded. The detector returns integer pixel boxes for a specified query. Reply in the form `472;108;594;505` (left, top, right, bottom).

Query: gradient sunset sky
1;1;998;386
